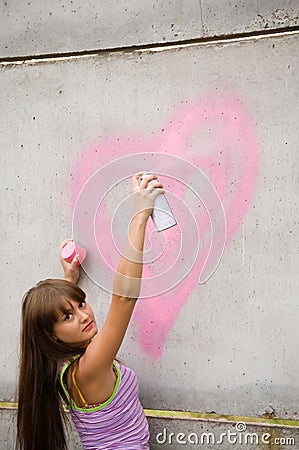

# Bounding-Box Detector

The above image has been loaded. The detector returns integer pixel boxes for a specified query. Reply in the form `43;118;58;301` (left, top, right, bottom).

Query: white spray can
140;173;177;232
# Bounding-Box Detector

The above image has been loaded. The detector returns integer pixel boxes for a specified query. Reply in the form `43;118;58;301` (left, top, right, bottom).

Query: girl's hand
59;239;80;284
132;172;165;221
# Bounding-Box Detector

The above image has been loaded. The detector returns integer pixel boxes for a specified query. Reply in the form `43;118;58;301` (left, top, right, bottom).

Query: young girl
17;173;164;450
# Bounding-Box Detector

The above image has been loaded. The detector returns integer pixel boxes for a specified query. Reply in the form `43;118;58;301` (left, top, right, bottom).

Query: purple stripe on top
60;360;150;450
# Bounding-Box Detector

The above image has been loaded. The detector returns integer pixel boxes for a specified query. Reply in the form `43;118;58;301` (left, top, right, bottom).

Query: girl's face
52;298;98;347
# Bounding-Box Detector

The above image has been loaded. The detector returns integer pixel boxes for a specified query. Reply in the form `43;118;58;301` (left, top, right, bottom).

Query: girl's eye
64;313;72;321
79;301;86;308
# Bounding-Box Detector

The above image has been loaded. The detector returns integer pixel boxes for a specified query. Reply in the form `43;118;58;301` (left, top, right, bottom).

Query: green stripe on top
59;354;81;405
59;356;122;413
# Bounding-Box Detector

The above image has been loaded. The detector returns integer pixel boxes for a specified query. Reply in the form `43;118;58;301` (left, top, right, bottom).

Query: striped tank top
59;356;150;450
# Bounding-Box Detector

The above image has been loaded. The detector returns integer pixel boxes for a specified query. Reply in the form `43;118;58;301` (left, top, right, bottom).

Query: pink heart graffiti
71;94;258;359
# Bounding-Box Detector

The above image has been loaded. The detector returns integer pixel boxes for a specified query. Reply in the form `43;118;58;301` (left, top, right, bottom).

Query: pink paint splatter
71;94;258;359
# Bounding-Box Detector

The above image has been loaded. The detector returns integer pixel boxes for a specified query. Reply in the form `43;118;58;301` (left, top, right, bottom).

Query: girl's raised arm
78;173;164;379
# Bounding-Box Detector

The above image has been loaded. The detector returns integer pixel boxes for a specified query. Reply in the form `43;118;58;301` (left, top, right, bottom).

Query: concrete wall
0;1;298;57
1;1;299;449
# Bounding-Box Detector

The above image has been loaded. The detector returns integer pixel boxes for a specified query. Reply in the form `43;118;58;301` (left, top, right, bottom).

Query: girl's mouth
83;321;93;332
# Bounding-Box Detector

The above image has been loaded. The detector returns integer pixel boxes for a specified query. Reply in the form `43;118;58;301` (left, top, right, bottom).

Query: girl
17;173;164;450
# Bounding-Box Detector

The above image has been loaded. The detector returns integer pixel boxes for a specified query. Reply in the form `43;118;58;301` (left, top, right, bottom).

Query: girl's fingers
146;181;164;192
132;173;143;190
133;172;158;189
139;174;157;189
132;173;164;195
71;254;80;266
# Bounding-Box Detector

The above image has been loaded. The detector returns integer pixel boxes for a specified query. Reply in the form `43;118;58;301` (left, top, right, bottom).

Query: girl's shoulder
59;356;124;411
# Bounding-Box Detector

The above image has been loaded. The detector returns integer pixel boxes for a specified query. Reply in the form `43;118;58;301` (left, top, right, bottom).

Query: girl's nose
79;310;89;322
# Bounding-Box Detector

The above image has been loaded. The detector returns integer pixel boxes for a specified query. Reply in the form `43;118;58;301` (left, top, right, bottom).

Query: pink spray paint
70;94;258;359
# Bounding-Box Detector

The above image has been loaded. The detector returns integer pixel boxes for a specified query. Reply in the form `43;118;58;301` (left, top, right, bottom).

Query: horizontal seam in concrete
0;26;299;65
1;403;298;429
145;410;299;429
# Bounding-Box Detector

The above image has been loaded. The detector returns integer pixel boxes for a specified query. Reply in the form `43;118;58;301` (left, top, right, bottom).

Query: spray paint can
140;173;177;232
61;241;86;265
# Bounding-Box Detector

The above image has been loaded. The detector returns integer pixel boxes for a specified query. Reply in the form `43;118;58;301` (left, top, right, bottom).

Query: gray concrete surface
0;1;298;58
1;31;299;420
201;0;299;36
1;408;299;450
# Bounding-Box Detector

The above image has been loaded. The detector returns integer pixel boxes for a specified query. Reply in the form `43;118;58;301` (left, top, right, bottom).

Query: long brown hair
17;279;88;450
